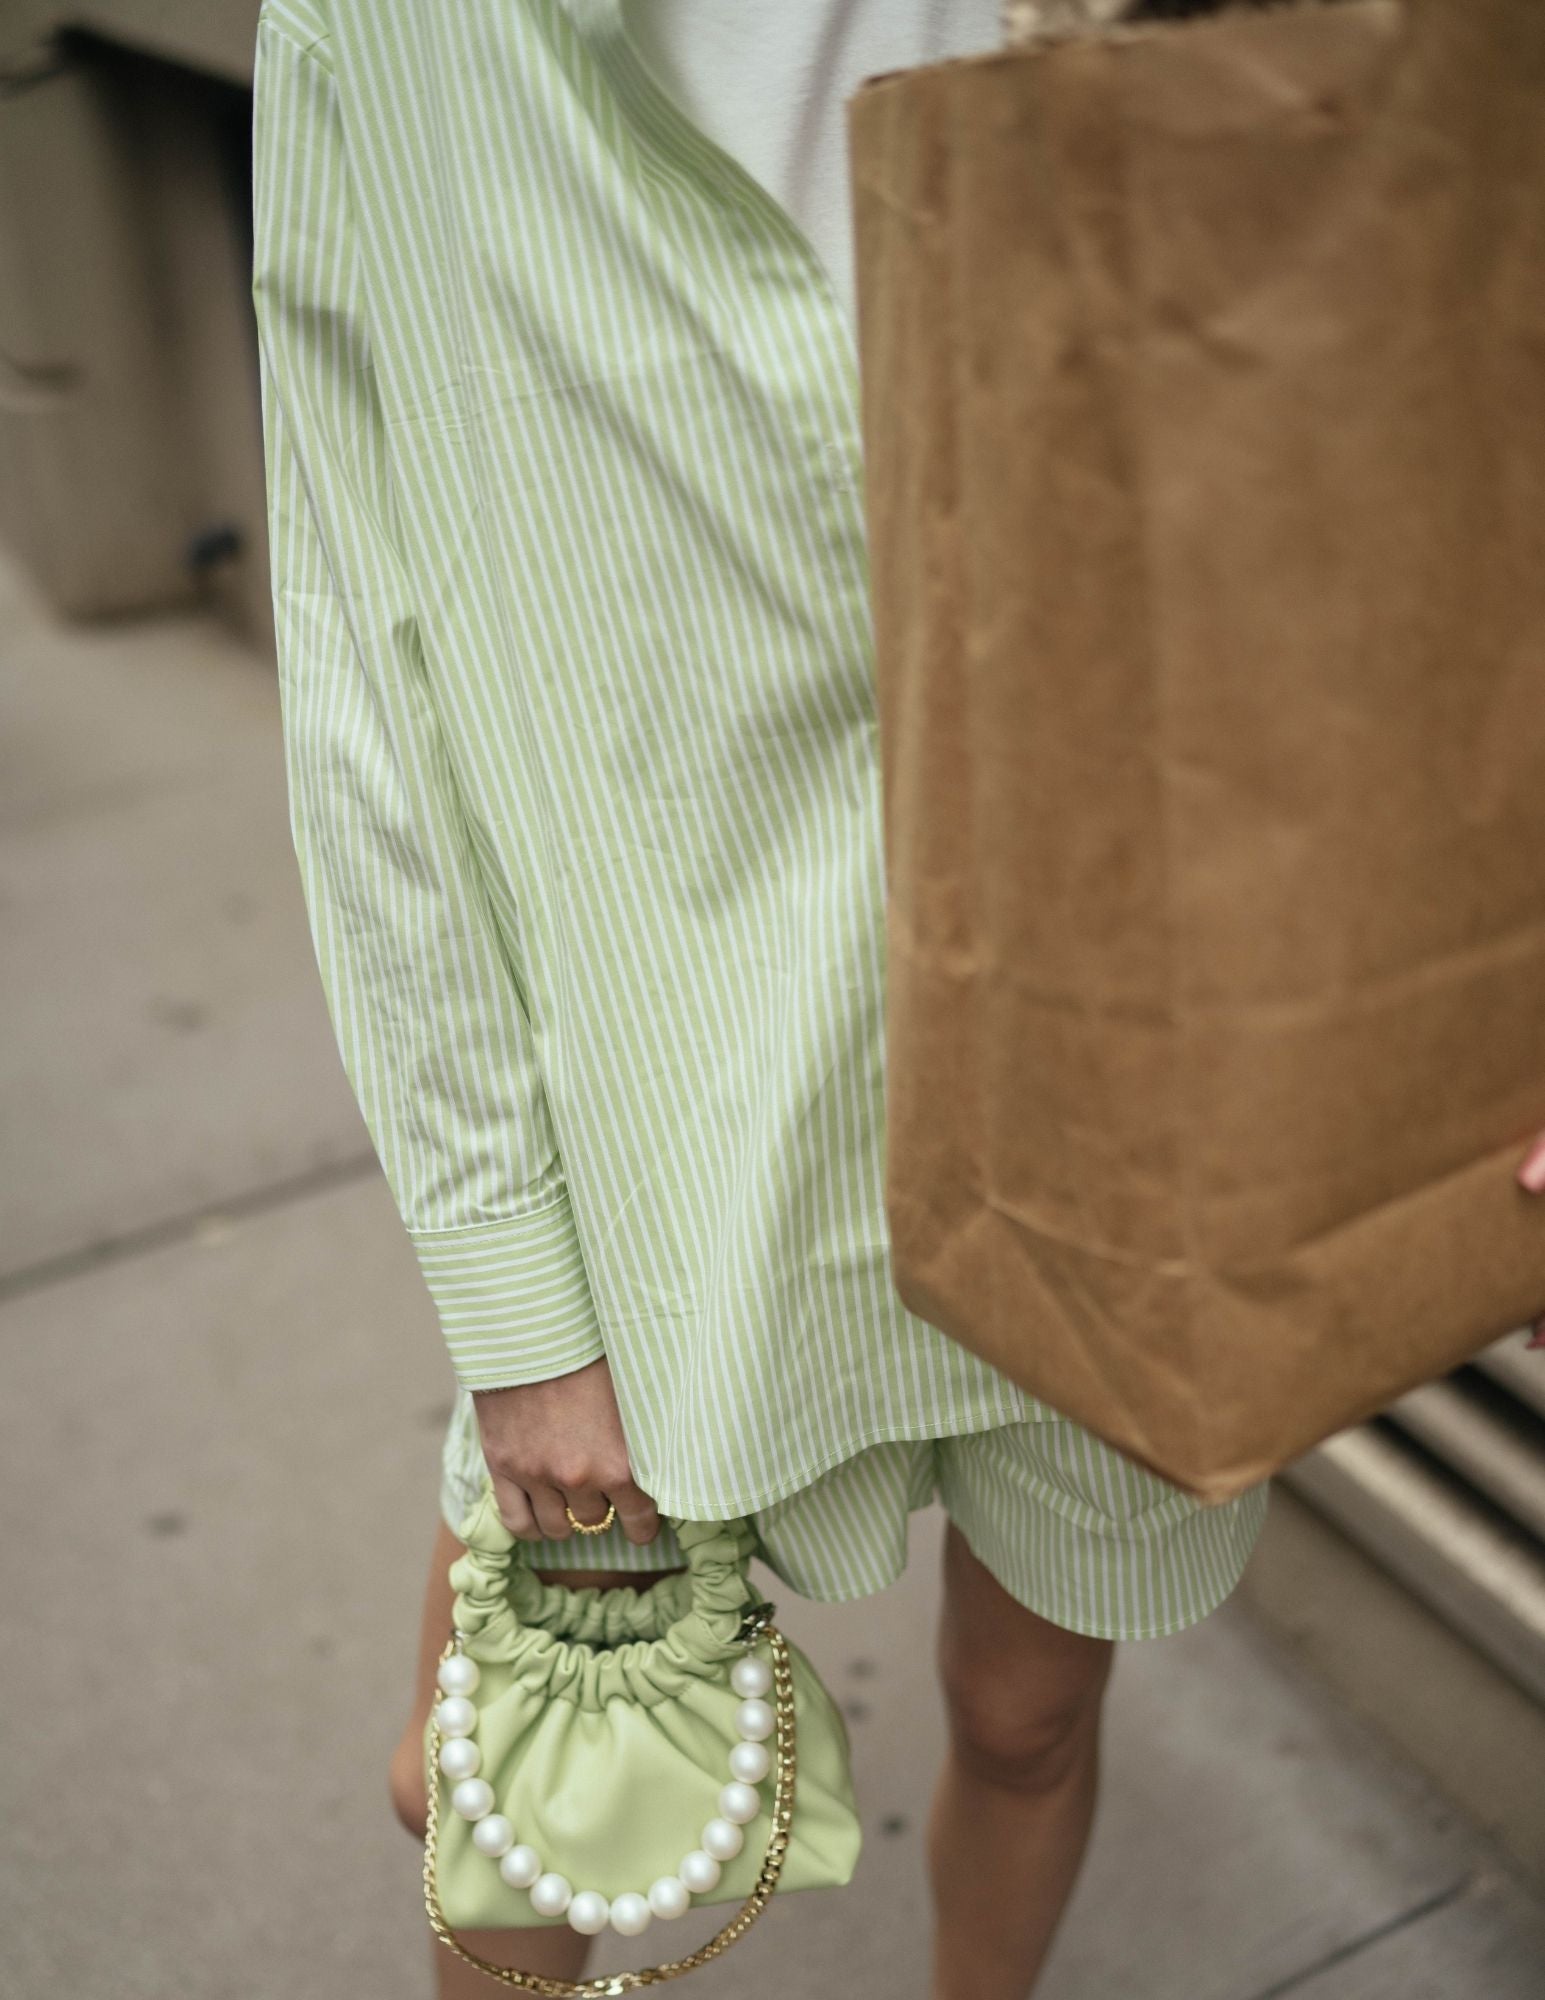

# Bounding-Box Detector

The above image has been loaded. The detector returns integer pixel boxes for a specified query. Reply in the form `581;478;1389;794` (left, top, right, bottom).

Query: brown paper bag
847;0;1545;1502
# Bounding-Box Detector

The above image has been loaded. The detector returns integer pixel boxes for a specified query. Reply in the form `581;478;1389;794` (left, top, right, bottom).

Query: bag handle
451;1480;768;1676
422;1612;798;1993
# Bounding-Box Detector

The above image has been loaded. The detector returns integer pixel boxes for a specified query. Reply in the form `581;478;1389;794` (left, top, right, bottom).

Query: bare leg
390;1515;686;1997
928;1520;1116;2000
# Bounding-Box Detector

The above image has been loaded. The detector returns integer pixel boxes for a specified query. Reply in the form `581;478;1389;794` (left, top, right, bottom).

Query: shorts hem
942;1485;1271;1643
437;1416;1273;1643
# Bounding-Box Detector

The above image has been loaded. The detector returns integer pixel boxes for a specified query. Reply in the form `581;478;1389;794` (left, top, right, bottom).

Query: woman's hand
1516;1132;1545;1347
471;1355;662;1544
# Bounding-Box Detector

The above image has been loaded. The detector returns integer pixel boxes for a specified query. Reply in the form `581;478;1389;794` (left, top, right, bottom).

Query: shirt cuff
408;1196;607;1390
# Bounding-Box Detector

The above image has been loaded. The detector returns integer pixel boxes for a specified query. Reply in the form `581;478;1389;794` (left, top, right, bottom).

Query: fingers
526;1483;578;1540
610;1477;662;1546
472;1368;663;1542
490;1471;540;1541
488;1470;661;1544
498;1476;621;1541
551;1482;614;1536
491;1476;567;1543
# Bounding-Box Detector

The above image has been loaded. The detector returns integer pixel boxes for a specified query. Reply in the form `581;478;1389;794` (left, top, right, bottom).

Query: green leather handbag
421;1473;863;1989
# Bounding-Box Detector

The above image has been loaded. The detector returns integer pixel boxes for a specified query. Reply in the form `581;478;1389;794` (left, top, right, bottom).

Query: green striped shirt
250;0;1050;1522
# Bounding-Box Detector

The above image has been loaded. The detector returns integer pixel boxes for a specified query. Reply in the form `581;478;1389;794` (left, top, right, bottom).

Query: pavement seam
1238;1872;1475;2000
0;1150;382;1303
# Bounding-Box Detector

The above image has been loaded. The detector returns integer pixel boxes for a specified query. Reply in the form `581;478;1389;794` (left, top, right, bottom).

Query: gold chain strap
423;1624;798;1994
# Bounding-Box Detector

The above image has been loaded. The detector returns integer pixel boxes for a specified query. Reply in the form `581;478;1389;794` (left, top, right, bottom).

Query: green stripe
439;1424;1270;1643
411;1203;606;1387
252;0;1054;1527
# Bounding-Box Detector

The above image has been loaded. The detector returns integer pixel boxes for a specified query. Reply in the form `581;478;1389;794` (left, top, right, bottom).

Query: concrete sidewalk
4;551;1543;1999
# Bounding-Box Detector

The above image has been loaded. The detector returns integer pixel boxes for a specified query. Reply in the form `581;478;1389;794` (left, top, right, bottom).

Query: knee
939;1643;1112;1795
389;1721;430;1840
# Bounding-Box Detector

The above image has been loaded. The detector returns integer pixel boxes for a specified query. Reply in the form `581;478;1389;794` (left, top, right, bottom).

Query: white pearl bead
647;1875;691;1920
609;1892;652;1937
450;1778;494;1821
729;1739;770;1785
731;1655;773;1699
567;1890;610;1935
436;1653;480;1697
701;1816;744;1861
471;1814;515;1857
678;1849;721;1895
530;1872;573;1917
735;1697;774;1742
499;1845;542;1889
437;1736;481;1782
434;1696;477;1738
718;1781;761;1825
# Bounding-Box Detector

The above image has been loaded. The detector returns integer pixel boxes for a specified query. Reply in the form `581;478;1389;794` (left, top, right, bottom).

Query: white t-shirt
618;0;1002;330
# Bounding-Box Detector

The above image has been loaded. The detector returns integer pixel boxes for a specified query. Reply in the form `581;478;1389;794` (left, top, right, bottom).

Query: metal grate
1281;1331;1545;1704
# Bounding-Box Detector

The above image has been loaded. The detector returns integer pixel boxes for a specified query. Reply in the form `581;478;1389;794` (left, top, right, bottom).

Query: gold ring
564;1499;617;1535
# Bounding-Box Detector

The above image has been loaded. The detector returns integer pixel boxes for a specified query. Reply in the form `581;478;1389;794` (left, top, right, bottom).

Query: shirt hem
633;1408;1061;1521
443;1392;1064;1529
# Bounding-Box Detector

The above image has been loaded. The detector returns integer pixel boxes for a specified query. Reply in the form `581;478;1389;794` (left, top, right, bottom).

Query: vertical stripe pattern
254;0;1273;1634
251;0;1055;1525
441;1425;1271;1643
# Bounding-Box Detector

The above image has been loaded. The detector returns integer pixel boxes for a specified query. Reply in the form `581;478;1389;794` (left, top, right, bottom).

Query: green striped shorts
441;1405;1269;1644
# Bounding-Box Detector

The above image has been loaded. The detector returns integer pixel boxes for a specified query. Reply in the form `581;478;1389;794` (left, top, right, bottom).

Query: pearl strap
422;1617;798;1993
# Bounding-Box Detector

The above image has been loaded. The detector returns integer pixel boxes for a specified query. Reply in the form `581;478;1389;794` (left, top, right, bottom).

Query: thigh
937;1419;1270;1643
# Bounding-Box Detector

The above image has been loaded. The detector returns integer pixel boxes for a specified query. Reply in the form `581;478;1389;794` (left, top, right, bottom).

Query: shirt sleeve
249;19;605;1392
